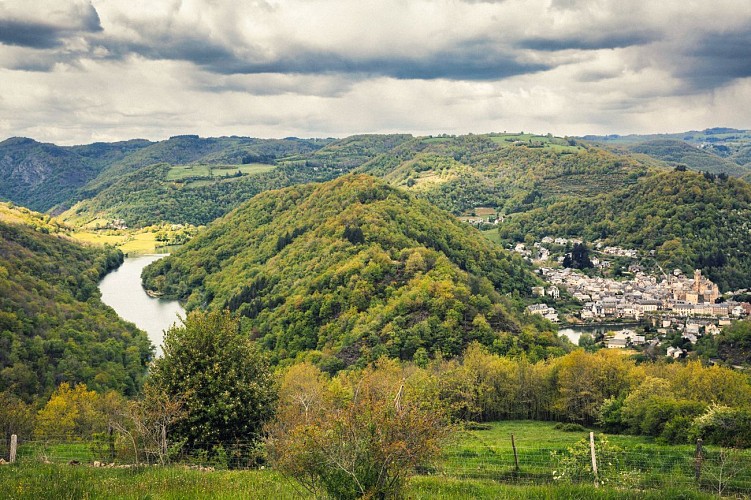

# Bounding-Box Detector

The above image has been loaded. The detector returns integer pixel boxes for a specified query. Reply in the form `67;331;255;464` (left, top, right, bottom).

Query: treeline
0;215;152;403
142;175;563;367
500;169;751;290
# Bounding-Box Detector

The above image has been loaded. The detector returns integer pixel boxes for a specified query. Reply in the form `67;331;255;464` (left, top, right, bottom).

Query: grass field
441;421;751;495
488;133;582;152
5;422;747;498
0;463;717;499
481;228;502;245
166;163;276;182
71;230;160;255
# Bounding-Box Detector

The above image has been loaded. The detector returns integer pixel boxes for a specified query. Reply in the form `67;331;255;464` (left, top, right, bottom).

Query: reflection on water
99;255;184;357
559;323;639;345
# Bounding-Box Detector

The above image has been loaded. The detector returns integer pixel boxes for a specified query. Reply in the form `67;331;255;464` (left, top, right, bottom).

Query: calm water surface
99;255;184;356
559;323;640;345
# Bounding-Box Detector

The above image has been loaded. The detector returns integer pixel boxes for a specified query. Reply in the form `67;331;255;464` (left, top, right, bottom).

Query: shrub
266;359;450;499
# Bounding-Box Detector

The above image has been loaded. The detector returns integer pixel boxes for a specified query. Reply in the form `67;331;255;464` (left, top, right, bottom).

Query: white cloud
0;0;750;143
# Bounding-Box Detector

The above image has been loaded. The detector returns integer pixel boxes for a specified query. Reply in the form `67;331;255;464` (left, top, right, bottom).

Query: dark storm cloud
518;30;657;51
0;4;101;49
676;30;751;90
103;36;548;82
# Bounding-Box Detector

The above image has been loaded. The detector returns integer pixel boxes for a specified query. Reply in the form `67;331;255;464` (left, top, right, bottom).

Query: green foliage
690;404;751;448
551;434;628;487
61;134;410;227
714;320;751;366
0;213;152;402
360;135;650;216
34;383;125;441
142;174;558;366
628;139;748;176
563;242;593;269
267;359;450;499
149;310;277;465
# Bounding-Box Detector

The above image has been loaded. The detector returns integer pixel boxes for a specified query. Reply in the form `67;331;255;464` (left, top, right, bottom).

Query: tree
563;243;593;270
149;310;276;466
34;383;121;440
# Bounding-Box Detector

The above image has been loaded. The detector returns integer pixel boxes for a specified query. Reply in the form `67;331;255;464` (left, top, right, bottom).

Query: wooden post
108;425;115;462
511;433;519;473
694;438;703;483
589;432;599;488
9;434;17;464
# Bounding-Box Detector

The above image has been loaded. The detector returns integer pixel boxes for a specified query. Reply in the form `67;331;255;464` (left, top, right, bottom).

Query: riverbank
98;255;184;356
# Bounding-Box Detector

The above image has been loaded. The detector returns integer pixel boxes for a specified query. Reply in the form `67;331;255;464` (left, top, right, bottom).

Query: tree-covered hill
0;135;330;216
0;203;152;402
498;169;751;291
0;137;105;213
581;128;751;178
61;134;413;227
358;134;651;215
142;175;566;368
627;139;749;177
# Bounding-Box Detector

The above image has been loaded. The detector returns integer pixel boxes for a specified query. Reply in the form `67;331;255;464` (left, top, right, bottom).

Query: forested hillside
61;134;412;227
142;175;566;367
583;128;751;178
0;203;152;402
359;134;651;215
499;169;751;290
627;139;749;177
0;138;107;213
0;135;329;216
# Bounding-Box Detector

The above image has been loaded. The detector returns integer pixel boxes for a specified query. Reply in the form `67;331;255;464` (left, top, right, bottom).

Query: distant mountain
142;174;566;367
61;134;413;227
0;137;105;212
581;128;751;178
0;135;332;217
0;203;152;401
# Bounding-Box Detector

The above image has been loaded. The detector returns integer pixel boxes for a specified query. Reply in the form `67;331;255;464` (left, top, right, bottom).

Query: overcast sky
1;0;750;145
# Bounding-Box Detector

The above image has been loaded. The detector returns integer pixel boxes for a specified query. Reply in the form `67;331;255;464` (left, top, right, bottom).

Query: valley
2;130;751;498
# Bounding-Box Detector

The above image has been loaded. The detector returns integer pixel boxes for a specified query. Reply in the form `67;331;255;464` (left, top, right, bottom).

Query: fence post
511;433;519;474
694;438;703;483
589;432;599;488
109;425;115;462
9;434;17;463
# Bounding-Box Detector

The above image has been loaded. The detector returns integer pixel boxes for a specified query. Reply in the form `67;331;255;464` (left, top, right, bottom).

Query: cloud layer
0;0;750;144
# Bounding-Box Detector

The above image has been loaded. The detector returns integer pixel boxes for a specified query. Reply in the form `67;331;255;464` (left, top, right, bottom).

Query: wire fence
439;443;751;495
3;433;751;496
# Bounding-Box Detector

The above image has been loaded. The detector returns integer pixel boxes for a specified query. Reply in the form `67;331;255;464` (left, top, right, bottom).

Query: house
532;286;545;296
547;286;560;300
606;338;628;349
666;346;685;358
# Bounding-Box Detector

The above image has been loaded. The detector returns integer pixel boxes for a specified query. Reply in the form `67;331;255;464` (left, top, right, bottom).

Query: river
99;255;184;357
559;323;641;345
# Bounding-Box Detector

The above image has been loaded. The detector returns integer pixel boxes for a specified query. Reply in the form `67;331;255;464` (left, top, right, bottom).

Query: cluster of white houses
531;267;750;325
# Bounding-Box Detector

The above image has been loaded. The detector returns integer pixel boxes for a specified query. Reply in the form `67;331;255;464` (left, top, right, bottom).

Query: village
515;236;751;354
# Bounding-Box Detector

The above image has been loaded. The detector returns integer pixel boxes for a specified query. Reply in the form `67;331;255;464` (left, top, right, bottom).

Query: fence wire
4;434;751;496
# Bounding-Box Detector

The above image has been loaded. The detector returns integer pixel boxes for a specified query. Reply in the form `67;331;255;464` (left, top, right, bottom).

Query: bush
266;359;450;499
690;404;751;447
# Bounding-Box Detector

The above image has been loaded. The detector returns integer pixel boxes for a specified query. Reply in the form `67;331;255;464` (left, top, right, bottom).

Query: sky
1;0;751;145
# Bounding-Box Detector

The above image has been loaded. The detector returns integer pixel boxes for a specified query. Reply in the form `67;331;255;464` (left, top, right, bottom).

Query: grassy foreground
2;421;743;498
0;464;714;499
